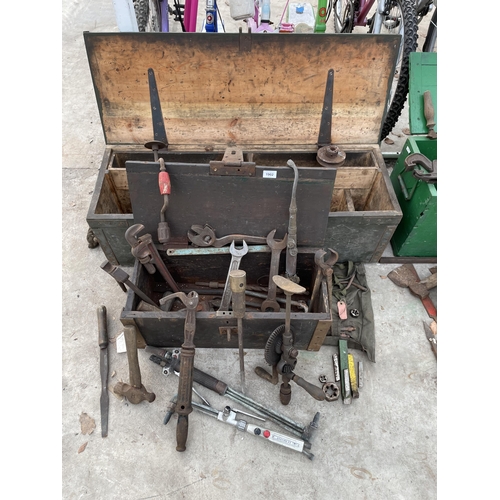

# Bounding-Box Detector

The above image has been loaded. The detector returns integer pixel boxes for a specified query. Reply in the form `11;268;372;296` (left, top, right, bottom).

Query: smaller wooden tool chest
84;31;403;349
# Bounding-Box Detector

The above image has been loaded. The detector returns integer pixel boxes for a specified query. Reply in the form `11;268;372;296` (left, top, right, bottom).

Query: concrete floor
61;1;438;498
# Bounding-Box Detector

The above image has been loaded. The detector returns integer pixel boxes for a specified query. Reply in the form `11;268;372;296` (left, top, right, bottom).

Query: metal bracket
238;27;252;52
210;148;256;176
317;68;334;148
146;68;168;149
219;326;238;341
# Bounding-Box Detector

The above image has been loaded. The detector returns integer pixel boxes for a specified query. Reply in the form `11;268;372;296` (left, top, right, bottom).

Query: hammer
114;323;156;404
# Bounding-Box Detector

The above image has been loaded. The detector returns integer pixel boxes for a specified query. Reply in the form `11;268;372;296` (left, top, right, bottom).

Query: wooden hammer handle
423;91;436;131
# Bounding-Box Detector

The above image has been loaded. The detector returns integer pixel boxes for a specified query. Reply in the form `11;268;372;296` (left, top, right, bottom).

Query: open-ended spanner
125;224;180;293
261;230;288;312
310;248;338;312
216;240;249;314
188;224;267;248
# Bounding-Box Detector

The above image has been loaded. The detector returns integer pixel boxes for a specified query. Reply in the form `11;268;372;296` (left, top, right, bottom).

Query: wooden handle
176;415;189;452
230;270;246;318
423;91;435;130
97;306;108;348
292;374;326;401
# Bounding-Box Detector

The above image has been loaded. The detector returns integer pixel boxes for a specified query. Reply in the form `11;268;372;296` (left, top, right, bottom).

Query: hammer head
114;382;156;404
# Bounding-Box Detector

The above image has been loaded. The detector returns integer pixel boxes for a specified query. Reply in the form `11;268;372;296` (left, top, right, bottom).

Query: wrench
125;224;180;293
216;240;249;314
188;224;267;248
310;248;338;312
261;230;288;312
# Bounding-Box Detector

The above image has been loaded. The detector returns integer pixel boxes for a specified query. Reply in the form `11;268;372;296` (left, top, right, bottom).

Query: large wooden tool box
84;32;402;350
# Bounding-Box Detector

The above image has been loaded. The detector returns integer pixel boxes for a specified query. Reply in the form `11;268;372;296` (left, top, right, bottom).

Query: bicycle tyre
331;0;356;33
377;0;418;140
134;0;161;32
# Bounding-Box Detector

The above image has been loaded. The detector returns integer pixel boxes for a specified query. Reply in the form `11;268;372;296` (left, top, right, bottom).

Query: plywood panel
85;32;400;147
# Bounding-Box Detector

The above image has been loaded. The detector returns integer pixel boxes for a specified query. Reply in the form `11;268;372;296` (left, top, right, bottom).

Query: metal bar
167;245;269;256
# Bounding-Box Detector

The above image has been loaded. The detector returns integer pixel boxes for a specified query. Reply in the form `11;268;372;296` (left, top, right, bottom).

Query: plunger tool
230;269;247;393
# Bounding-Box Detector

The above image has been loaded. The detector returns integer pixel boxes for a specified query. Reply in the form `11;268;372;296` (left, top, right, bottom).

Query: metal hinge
210;147;256;176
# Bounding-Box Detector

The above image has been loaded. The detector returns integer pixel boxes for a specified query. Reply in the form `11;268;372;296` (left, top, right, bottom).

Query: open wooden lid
84;32;399;148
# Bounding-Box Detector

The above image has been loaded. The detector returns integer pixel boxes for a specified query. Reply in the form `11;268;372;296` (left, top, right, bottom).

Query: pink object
183;0;199;32
337;301;348;320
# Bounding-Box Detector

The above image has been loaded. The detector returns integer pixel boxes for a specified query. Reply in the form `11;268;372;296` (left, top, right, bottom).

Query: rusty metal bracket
238;27;252;52
210;148;256;176
317;69;334;148
219;326;238;341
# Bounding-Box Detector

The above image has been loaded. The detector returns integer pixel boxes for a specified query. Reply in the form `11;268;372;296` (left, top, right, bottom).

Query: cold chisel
97;305;109;437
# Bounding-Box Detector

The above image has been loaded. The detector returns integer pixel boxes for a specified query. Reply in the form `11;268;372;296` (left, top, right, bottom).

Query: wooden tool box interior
85;32;402;267
124;250;332;351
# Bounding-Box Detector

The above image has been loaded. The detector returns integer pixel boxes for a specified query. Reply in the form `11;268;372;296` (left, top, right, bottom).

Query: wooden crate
85;32;402;267
324;145;402;263
84;31;402;348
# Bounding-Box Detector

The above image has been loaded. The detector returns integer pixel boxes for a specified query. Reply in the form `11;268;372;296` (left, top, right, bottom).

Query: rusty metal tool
125;224;180;293
332;354;340;382
159;290;199;452
195;281;268;293
257;276;325;405
230;269;247;393
114;323;156;404
97;306;109;437
144;68;171;244
423;321;437;358
404;153;437;184
387;264;437;320
216;240;249;315
310;248;338;312
261;230;288;312
148;347;319;443
248;291;308;312
100;260;161;310
322;382;340;402
423;90;437;139
187;224;267;247
191;402;314;460
285;160;300;284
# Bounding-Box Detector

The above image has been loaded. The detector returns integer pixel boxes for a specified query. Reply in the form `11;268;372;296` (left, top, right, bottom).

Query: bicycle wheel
331;0;356;33
134;0;162;32
374;0;418;140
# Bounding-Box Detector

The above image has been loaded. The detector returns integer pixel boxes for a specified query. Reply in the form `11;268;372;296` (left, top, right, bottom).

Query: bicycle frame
205;0;218;31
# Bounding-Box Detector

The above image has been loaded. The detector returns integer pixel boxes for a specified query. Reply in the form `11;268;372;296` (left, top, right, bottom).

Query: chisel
97;305;109;437
338;340;350;404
